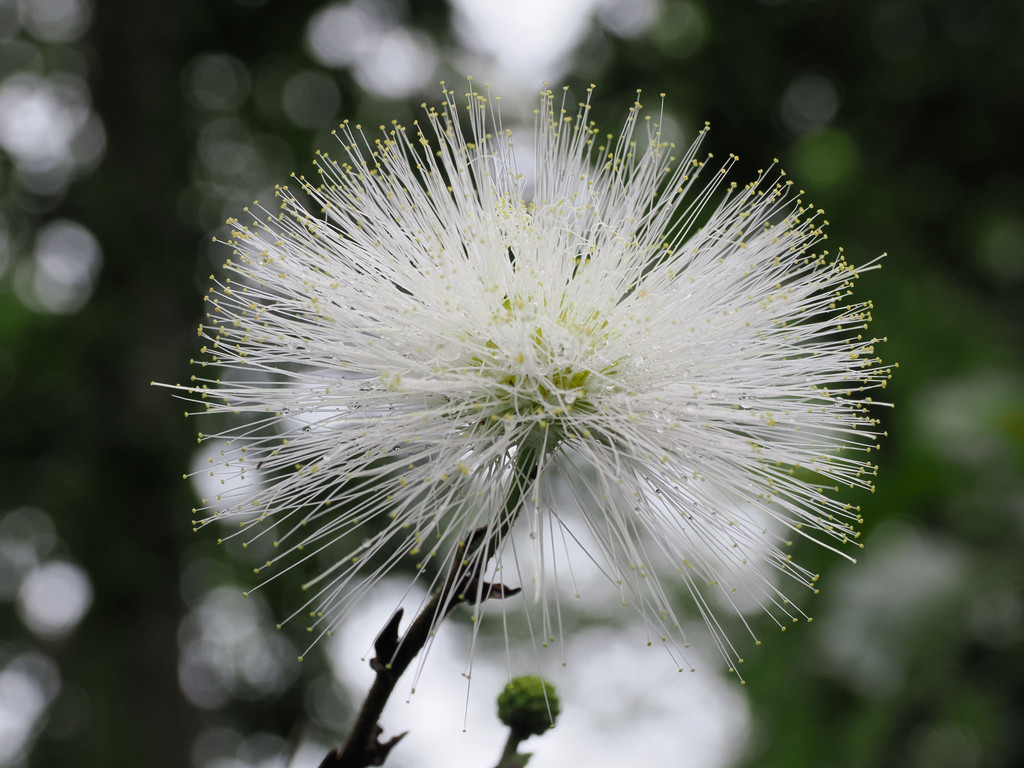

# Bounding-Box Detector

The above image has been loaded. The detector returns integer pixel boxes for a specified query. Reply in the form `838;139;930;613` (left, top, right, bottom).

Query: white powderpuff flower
176;83;891;679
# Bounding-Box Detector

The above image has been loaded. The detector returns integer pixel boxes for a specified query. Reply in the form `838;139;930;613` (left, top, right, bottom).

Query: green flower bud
496;675;560;736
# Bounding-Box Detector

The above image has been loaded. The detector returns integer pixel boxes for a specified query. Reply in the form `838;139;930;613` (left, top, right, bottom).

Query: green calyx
496;675;560;736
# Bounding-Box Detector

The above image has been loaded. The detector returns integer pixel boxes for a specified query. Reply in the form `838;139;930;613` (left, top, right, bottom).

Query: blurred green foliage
1;0;1022;767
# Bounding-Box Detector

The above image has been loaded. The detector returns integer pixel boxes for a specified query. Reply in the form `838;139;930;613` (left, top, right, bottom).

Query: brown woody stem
318;446;539;768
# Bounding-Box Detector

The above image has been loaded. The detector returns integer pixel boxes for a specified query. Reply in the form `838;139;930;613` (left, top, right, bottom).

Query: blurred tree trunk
25;1;204;765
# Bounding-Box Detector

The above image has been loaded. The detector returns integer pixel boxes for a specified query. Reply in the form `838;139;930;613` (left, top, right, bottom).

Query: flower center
459;295;619;441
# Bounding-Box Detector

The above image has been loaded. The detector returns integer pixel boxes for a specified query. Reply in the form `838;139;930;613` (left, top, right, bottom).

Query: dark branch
317;560;520;767
318;446;538;768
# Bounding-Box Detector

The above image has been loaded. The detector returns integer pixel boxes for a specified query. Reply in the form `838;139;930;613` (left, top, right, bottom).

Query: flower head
180;83;890;677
